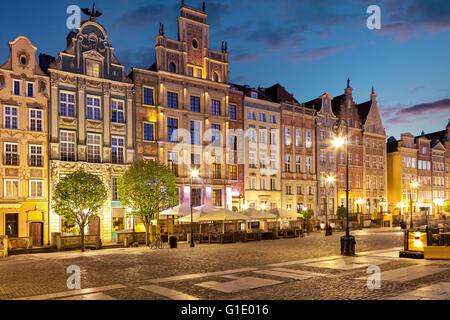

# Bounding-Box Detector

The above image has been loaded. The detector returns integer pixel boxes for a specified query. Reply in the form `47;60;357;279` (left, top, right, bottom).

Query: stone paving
1;228;449;300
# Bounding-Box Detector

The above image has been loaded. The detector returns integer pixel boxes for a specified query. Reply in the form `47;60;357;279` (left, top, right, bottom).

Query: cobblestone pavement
1;228;449;300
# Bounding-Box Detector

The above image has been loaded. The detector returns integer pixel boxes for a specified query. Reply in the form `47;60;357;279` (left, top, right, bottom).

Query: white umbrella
196;205;248;222
160;204;197;217
270;208;301;219
243;209;277;220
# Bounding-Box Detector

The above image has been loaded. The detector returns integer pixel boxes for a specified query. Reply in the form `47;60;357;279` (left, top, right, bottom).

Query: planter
320;223;326;230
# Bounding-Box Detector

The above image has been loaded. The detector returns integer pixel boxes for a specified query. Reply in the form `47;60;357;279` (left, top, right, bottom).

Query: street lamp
260;203;267;211
325;173;335;236
190;169;199;248
332;119;355;256
409;181;419;228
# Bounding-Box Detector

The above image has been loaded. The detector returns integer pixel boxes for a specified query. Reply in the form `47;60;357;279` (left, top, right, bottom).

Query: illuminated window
229;105;236;120
143;123;155;141
190;96;200;112
111;100;124;123
143;87;154;106
86;60;100;77
212;189;222;207
4;179;19;198
29;180;44;198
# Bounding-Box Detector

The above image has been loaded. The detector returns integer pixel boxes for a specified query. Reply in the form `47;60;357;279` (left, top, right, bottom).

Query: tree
53;170;107;252
303;209;314;221
117;160;178;246
444;201;450;215
337;206;347;220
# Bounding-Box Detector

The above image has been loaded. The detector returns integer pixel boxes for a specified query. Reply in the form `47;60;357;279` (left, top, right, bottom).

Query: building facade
0;36;50;246
42;17;134;242
136;3;235;211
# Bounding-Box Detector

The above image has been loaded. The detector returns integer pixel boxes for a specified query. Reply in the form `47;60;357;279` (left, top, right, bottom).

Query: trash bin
169;236;178;249
340;235;356;255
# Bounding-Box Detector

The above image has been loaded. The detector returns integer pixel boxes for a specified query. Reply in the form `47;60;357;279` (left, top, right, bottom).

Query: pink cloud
396;99;450;116
284;46;343;63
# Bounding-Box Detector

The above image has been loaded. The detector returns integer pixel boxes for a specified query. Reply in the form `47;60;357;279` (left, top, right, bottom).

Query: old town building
239;85;282;212
0;37;50;246
277;85;317;215
41;16;134;242
136;3;236;210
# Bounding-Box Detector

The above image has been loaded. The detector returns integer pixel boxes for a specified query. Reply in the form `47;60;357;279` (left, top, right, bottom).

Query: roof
231;83;274;102
262;83;300;105
386;137;398;153
331;94;345;116
303;97;322;111
357;100;372;124
422;130;447;144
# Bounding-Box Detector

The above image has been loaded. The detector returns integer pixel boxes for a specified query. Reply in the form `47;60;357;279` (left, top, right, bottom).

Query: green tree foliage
53;170;107;252
303;208;314;220
117;160;178;246
444;201;450;214
337;206;347;220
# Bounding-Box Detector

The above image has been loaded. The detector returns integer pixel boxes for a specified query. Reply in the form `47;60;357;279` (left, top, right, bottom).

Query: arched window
213;72;219;82
169;62;176;73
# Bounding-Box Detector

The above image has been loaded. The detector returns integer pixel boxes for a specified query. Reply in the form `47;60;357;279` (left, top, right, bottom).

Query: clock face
192;38;198;49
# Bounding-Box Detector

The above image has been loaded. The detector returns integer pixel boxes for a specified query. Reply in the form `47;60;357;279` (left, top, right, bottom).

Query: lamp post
190;169;199;247
325;173;335;236
409;181;419;228
333;119;355;256
356;198;365;227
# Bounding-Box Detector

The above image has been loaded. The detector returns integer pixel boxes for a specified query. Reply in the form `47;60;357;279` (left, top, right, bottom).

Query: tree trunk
145;222;150;246
80;224;85;252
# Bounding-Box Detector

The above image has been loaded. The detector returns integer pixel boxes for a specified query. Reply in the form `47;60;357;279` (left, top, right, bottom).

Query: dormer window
169;62;176;73
251;91;258;99
86;60;100;78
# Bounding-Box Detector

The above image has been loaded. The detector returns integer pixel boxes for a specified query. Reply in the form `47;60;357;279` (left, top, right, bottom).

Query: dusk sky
1;0;449;139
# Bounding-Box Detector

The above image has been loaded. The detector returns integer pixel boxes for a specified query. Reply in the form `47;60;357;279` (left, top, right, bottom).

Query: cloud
396;99;450;116
231;53;264;64
284;46;343;63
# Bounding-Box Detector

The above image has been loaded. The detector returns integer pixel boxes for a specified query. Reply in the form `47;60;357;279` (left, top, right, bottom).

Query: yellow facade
0;36;49;245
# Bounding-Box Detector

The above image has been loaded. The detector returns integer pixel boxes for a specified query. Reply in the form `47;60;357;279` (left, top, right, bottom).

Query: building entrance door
30;222;43;246
88;217;100;235
5;214;18;238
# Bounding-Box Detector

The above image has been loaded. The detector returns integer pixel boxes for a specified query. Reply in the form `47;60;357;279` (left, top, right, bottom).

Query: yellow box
424;247;450;260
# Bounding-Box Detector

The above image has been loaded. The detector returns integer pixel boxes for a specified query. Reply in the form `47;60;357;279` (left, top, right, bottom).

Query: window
211;124;221;147
13;80;21;95
4;143;19;166
29;180;43;198
168;152;178;177
251;92;258;99
295;130;301;146
229;105;236;120
27;82;34;98
297;186;303;195
270;128;277;145
190;96;200;112
340;174;345;188
320;131;325;140
30;145;43;167
249;177;256;189
340;152;344;164
286;185;292;195
259;113;266;122
349;174;352;188
167;92;178;109
190;121;200;145
270;155;276;170
418;160;422;170
86;60;100;77
422;147;426;155
229;135;237;151
320;150;325;163
111;100;124;123
169;63;176;73
348;153;352;165
87;134;101;163
168;118;179;143
87;96;101;121
229;165;237;180
191;189;202;207
296;156;301;173
355;154;360;166
212;155;221;179
285;128;291;145
380;157;384;168
143;87;154;106
259;153;266;168
269;115;276;124
248;129;256;143
29;109;43;131
212;189;222;206
306;157;311;173
4;179;19;198
285;155;291;172
249;153;256;168
305;131;311;148
4;106;18;129
248;111;255;120
60;131;76;161
60;92;75;117
270;178;276;190
259;130;267;145
213;72;219;82
355;136;359;145
143;123;155;141
366;176;371;189
356;175;360;188
112;177;119;201
211;100;220;115
112;137;125;164
328;152;333;164
427;161;431;171
191;153;201;171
